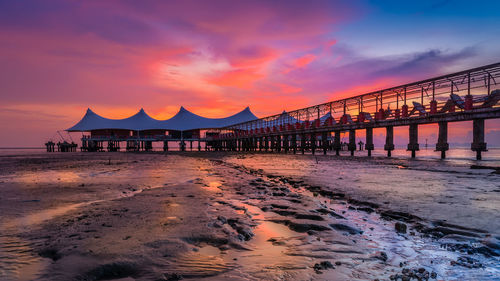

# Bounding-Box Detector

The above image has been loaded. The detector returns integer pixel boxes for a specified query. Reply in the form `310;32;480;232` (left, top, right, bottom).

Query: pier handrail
220;62;500;132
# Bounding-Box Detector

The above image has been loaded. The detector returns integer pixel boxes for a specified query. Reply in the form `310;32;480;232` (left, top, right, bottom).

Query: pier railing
217;62;500;135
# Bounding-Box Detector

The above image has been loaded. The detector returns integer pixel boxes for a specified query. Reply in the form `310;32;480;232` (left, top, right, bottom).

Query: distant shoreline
0;147;44;149
2;146;500;149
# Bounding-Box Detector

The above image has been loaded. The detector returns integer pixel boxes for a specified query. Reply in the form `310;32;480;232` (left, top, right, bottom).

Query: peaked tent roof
118;108;162;131
159;106;258;131
66;108;119;131
67;106;258;132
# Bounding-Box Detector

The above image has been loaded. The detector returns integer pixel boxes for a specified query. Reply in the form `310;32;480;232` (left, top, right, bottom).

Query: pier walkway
209;62;500;160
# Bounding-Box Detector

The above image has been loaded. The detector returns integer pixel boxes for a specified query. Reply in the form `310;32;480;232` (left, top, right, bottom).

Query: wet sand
0;152;499;280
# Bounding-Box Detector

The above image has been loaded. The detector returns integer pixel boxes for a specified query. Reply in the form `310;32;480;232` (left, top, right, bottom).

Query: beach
0;152;499;280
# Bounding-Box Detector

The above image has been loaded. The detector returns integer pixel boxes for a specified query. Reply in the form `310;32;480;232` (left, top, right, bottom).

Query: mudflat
0;152;499;281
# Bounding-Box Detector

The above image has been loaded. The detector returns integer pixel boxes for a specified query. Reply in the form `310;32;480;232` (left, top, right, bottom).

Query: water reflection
220;202;309;276
227;153;500;235
16;170;81;184
204;181;222;192
0;200;104;280
0;234;49;281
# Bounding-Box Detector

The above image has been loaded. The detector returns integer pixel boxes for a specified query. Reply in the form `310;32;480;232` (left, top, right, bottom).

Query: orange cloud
282;53;317;74
327;39;337;47
208;68;264;89
294;54;317;68
276;83;302;94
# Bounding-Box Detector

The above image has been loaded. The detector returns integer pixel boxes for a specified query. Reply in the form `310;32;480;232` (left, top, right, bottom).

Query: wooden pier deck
209;62;500;160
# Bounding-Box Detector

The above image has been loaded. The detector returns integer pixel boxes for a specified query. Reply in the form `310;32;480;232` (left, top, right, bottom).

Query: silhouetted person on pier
358;141;364;151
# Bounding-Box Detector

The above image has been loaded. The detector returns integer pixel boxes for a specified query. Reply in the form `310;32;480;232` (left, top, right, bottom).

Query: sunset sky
1;0;500;147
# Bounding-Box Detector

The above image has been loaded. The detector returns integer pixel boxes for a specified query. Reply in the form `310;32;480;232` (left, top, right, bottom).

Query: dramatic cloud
0;0;499;146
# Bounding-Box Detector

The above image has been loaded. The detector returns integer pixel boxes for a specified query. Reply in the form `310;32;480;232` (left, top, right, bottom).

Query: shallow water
0;202;96;281
1;152;499;280
0;154;205;280
202;167;500;280
226;151;500;236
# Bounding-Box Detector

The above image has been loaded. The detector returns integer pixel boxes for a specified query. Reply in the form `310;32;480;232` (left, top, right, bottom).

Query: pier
57;62;500;160
210;62;500;160
79;135;207;152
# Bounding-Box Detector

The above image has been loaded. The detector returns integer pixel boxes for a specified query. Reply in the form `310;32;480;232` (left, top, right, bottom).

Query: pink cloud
0;1;498;147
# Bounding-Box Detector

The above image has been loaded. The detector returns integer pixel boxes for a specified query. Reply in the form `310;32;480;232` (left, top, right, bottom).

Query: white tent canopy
67;106;258;132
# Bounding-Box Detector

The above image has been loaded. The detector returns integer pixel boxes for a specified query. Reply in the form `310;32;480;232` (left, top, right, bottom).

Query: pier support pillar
163;141;169;151
333;130;341;156
264;136;269;152
283;135;289;153
384;126;395;157
407;124;419;158
311;133;316;155
435;122;449;159
348;129;356;156
300;134;306;154
276;135;282;152
471;119;487;160
292;134;297;154
366;127;374;157
322;132;328;155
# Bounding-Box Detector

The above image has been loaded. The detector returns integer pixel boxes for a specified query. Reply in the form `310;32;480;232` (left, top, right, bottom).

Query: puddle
219;202;311;277
198;245;220;256
203;181;222;192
